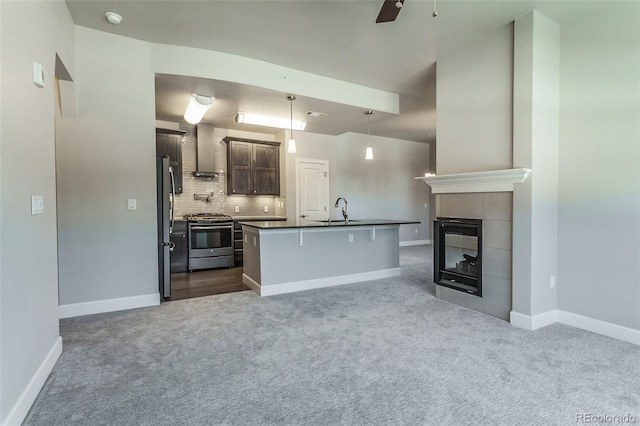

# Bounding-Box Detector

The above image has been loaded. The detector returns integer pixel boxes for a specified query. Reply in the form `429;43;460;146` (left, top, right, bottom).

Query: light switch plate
33;62;45;88
128;199;136;210
31;195;44;215
263;206;269;213
235;206;240;213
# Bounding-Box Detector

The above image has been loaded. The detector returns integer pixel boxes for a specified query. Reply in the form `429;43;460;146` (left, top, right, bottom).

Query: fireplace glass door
434;218;482;296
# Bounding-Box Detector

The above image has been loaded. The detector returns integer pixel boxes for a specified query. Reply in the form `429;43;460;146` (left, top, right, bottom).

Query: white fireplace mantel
415;168;531;194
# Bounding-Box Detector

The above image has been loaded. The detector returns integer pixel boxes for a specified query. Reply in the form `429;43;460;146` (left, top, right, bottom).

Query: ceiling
65;0;612;143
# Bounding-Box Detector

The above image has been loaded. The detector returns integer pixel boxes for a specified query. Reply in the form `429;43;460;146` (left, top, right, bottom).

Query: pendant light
365;110;374;160
287;95;297;153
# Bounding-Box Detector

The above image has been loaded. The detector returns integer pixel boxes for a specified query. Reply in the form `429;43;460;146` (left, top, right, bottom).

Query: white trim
243;268;401;297
557;310;640;346
510;310;558;330
242;274;261;294
59;293;160;319
415;168;531;194
510;309;640;346
3;337;62;426
400;239;432;247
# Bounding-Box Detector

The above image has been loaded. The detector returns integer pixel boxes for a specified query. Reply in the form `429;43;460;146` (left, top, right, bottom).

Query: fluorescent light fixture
184;94;215;125
235;112;306;131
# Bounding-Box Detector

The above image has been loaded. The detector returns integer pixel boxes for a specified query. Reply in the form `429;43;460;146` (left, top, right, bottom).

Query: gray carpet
24;246;639;425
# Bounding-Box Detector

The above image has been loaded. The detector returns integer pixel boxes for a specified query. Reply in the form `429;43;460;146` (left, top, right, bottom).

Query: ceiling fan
375;0;404;23
375;0;437;23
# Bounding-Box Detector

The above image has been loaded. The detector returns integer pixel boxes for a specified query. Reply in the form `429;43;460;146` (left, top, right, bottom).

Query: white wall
0;1;74;423
436;23;514;175
435;2;640;341
557;3;640;331
283;131;430;242
512;12;560;318
335;133;431;242
56;27;159;308
284;131;338;222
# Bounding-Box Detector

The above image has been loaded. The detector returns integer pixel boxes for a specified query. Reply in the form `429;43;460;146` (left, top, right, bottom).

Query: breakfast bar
240;219;419;296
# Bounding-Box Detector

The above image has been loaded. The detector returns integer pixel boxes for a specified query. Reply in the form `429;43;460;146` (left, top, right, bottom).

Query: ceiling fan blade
376;0;404;23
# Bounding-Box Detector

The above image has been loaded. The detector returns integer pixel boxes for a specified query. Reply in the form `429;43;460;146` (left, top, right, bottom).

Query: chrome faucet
334;197;348;223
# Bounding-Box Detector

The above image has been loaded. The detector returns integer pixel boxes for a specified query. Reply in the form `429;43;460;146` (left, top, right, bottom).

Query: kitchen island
240;219;419;296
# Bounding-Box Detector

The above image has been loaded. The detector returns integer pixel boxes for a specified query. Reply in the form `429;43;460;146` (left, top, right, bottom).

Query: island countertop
238;218;419;230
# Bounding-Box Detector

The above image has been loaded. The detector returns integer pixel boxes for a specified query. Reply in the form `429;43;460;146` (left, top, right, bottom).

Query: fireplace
434;217;483;296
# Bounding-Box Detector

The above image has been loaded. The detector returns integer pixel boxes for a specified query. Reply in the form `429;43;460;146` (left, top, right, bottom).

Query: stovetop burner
184;213;233;222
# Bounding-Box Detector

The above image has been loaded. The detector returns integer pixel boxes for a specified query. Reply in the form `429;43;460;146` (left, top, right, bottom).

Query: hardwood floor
168;267;250;301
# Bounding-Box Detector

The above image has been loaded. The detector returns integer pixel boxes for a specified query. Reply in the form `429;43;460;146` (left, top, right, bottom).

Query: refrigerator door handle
169;165;176;234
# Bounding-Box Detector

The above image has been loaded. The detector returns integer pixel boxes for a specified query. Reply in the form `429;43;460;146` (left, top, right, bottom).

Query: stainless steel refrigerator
156;156;175;299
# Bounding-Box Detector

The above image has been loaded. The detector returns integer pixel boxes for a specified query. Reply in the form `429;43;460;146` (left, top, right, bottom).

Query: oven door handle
190;225;232;231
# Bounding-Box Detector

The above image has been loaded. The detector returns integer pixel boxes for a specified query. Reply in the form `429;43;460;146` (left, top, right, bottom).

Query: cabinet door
227;140;252;195
156;131;184;193
252;143;280;195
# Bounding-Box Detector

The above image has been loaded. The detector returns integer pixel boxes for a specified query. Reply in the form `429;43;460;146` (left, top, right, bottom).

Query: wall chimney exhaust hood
193;123;219;178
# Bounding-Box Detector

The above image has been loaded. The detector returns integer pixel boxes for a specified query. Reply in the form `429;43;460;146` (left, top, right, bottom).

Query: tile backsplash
173;125;286;219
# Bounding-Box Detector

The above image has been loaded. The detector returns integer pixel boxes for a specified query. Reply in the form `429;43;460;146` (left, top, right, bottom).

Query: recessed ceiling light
105;12;123;25
306;111;327;117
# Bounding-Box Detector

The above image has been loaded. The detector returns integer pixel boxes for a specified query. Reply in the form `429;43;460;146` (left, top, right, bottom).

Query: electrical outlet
234;206;240;213
348;234;354;242
31;195;44;215
415;228;418;234
128;199;137;210
264;206;269;213
550;276;556;289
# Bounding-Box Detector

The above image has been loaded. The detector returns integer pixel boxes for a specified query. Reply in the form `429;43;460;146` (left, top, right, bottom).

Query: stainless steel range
184;213;234;271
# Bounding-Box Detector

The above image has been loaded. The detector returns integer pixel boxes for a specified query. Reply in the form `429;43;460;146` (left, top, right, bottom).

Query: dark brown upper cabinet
156;128;186;194
224;137;280;196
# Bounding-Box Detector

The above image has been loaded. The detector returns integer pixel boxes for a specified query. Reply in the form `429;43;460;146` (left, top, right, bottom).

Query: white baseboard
400;239;432;247
243;268;402;297
510;310;558;330
242;274;261;295
3;337;62;426
557;310;640;346
59;293;160;319
510;309;640;346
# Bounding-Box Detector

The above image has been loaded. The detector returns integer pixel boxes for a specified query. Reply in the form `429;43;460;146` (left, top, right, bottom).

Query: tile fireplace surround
417;169;530;321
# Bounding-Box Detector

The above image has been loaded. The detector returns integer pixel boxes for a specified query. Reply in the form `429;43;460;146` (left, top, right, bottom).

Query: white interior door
296;159;329;221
